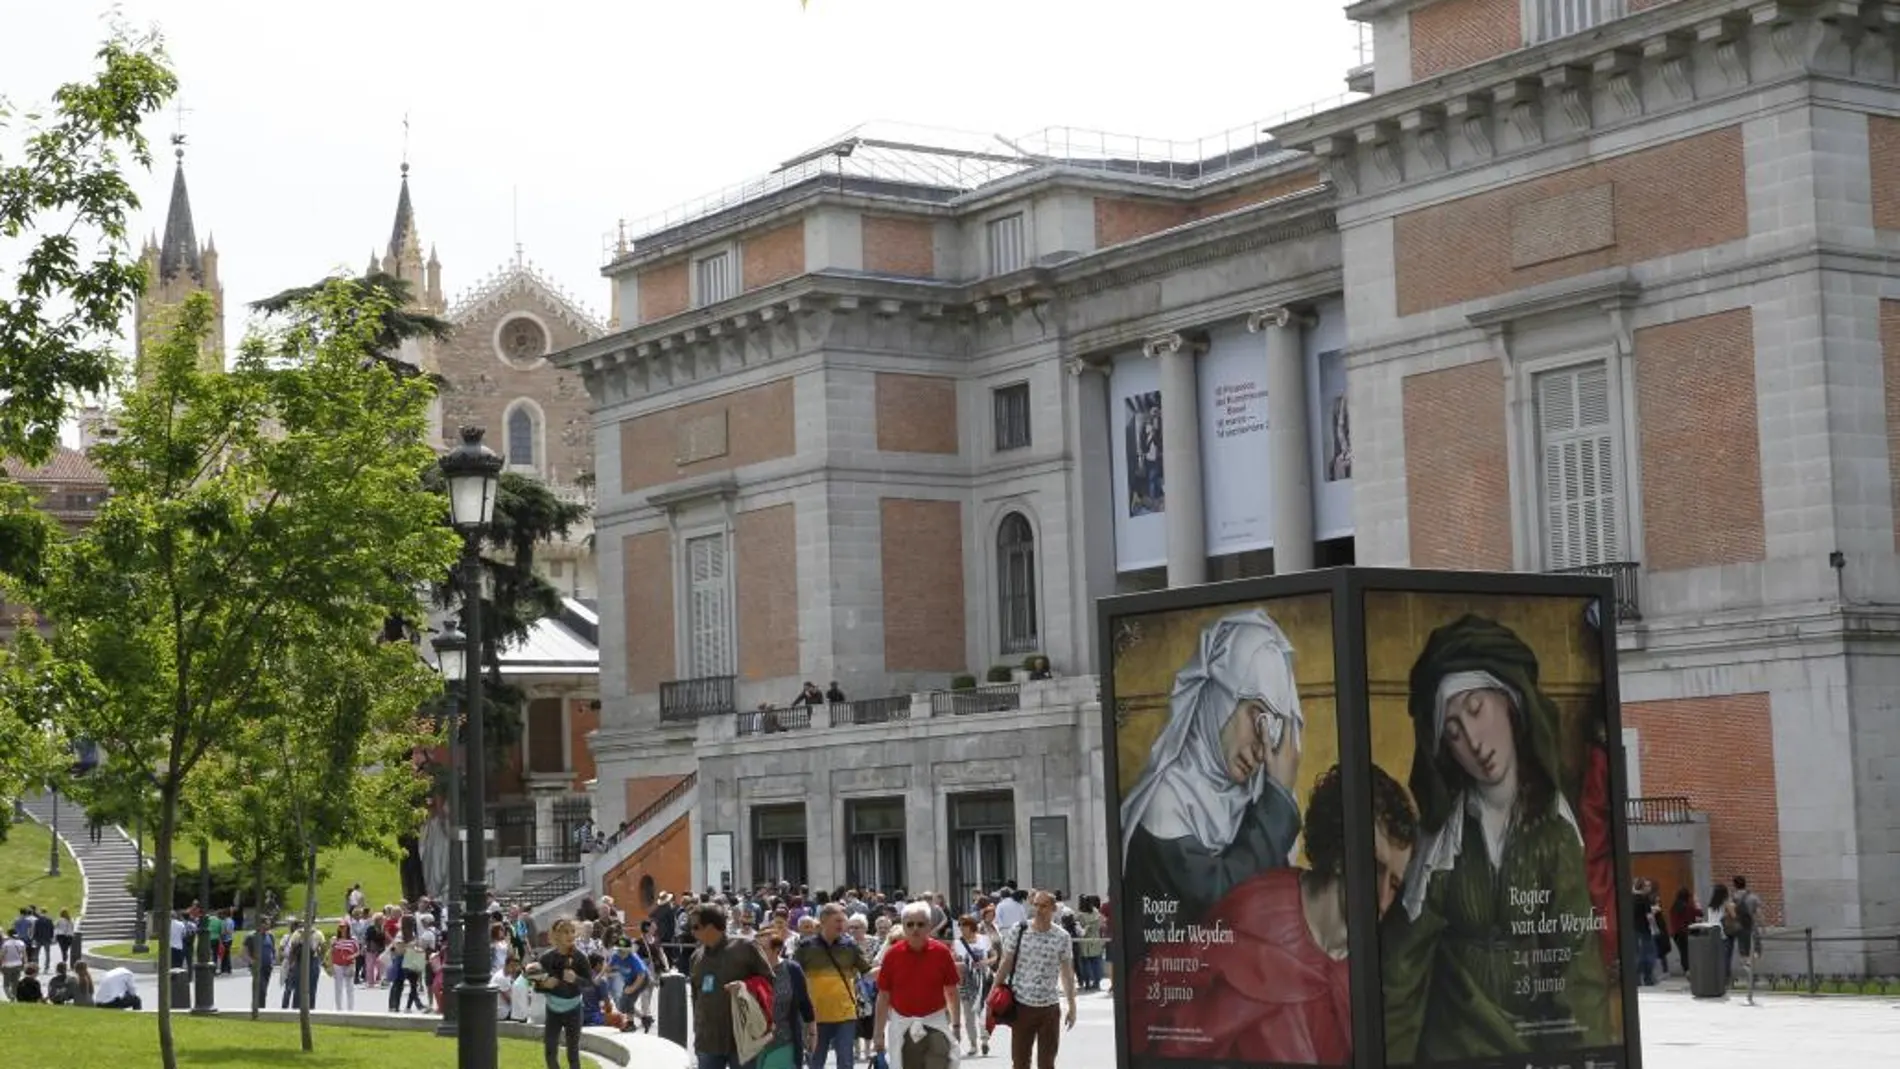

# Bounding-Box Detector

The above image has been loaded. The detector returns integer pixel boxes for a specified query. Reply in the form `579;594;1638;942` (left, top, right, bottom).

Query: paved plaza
115;969;1897;1067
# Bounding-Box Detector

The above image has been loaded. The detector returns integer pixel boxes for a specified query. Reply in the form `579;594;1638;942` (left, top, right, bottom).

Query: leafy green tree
0;30;176;466
30;283;457;1069
0;625;77;836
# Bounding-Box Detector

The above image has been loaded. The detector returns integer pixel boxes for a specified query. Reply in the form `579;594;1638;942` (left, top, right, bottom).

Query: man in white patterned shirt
994;890;1076;1069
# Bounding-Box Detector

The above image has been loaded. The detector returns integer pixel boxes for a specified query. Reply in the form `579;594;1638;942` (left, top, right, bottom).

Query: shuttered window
987;213;1026;275
685;534;732;677
1537;363;1620;569
695;251;735;306
997;512;1038;654
1525;0;1621;44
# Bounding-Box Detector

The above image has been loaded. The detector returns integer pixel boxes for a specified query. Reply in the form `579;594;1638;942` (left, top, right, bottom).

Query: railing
1752;929;1900;994
661;674;737;721
517;868;584;911
600;772;699;852
738;705;814;737
829;694;914;727
1550;561;1642;622
931;684;1023;717
1626;795;1694;824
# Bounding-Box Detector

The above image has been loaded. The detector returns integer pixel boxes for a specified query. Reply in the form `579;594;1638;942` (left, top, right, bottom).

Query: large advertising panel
1111;353;1168;572
1306;297;1352;541
1200;321;1274;558
1368;589;1625;1068
1102;571;1639;1069
1111;592;1354;1065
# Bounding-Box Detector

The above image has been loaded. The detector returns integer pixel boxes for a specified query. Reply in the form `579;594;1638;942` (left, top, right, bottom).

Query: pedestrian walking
872;901;962;1069
330;923;359;1010
686;902;774;1069
951;914;993;1058
31;908;54;971
793;902;871;1069
53;909;74;967
993;891;1077;1069
536;918;593;1069
1;927;26;1000
759;932;816;1069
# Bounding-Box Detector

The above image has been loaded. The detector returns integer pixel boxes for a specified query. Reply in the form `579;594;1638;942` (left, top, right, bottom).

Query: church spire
157;139;203;285
389;163;417;262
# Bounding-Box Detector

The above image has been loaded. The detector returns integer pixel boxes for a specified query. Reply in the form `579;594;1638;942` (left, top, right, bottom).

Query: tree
0;29;177;466
0;625;76;837
31;283;457;1069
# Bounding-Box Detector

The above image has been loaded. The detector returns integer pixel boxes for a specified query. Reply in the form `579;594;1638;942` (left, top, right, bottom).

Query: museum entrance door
949;791;1014;907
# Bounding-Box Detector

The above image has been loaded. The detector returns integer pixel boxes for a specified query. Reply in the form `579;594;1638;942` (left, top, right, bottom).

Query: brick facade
1094;199;1192;248
880;498;966;673
568;698;598;790
623;531;674;693
619;377;797;493
1635;308;1766;571
623;773;691;828
735;504;799;681
1393;127;1747;315
435;297;595;484
1884;301;1900;552
874;373;960;454
1402;360;1513;569
604;811;691;912
1623;693;1784;924
741;222;806;292
1410;0;1521;80
1871;115;1900;232
862;215;937;277
638;260;689;323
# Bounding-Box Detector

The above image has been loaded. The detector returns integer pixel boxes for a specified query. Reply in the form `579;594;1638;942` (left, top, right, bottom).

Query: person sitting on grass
46;961;71;1005
93;966;140;1010
15;963;43;1003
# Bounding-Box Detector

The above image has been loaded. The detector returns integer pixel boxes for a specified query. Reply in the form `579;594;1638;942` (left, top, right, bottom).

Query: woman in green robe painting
1381;614;1614;1064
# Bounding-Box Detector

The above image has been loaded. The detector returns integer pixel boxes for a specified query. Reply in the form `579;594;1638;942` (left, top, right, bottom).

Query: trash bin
169;967;192;1009
1688;923;1727;998
657;971;689;1048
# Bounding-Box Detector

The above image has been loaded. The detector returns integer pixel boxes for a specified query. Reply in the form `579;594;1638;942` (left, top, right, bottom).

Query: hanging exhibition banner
1306;297;1353;541
1108;592;1350;1065
1199;322;1274;558
1111;354;1168;572
1101;570;1640;1069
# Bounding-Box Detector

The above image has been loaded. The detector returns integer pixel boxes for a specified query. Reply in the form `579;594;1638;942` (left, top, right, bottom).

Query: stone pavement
116;971;1897;1067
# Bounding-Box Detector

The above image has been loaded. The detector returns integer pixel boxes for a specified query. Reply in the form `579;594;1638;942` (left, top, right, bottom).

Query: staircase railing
600;773;698;853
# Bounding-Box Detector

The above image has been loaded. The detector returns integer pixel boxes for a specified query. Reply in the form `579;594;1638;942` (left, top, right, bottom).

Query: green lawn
0;820;83;919
86;941;156;960
190;841;404;918
0;1003;554;1067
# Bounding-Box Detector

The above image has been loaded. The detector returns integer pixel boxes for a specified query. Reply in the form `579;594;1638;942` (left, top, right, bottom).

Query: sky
3;0;1364;351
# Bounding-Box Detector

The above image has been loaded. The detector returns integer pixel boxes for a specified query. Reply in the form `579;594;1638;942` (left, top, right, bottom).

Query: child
580;952;608;1027
615;938;653;1033
16;963;43;1003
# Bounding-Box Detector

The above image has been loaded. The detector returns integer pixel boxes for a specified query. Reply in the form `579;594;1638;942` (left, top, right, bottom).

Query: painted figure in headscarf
1381;615;1615;1063
1130;763;1418;1065
1120;609;1305;964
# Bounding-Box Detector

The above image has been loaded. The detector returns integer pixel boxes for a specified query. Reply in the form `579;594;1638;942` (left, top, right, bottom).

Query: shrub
125;860;300;912
985;664;1014;684
950;674;978;691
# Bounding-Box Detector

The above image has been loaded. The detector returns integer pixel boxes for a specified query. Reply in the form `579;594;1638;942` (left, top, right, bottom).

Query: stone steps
17;792;146;942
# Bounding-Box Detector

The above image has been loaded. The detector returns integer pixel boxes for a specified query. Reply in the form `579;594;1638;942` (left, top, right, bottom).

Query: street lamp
46;786;60;876
431;620;468;1038
440;426;502;1069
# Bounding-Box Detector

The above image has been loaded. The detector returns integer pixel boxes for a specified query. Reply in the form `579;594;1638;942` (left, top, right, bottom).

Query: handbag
758;1042;799;1069
984;923;1028;1029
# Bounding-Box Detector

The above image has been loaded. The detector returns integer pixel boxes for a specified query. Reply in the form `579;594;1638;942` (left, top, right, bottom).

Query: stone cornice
559;195;1337;407
1272;0;1896;200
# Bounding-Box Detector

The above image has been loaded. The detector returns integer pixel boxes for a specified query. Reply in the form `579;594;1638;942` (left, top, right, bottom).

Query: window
1524;0;1620;44
846;798;907;895
948;792;1013;910
685;533;733;678
752;804;808;887
993;383;1031;451
506;403;537;469
997;512;1038;655
695;250;735;306
1536;363;1621;570
987;213;1026;275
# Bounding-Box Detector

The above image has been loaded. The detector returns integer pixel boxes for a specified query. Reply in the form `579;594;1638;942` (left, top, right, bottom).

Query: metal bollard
1806;927;1817;995
170;967;192;1010
657;972;689;1048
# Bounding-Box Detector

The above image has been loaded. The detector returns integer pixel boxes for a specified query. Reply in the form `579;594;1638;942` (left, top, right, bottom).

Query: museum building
559;0;1900;968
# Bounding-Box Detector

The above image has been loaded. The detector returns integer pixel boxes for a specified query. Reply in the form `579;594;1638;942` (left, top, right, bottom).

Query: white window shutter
686;535;732;677
1537;364;1619;570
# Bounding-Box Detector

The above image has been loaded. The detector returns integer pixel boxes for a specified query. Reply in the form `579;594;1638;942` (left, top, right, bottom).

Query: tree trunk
154;781;180;1069
299;845;317;1052
251;850;265;1020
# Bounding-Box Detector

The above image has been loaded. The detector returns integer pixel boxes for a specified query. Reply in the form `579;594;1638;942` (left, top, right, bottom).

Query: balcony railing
660;674;737;721
1626;796;1695;825
1550;561;1641;622
931;683;1023;717
738;705;814;737
830;694;914;727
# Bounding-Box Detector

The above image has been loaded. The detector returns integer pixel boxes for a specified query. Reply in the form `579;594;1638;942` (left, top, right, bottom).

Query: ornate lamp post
440;427;502;1069
432;620;468;1037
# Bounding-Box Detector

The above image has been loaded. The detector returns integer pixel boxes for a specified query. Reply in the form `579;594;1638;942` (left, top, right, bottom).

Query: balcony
660;674;737;721
719;677;1088;741
1626;795;1694;825
1549;561;1641;622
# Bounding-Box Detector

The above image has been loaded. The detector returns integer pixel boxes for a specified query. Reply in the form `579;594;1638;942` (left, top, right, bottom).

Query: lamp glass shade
432;627;467;683
439;426;505;532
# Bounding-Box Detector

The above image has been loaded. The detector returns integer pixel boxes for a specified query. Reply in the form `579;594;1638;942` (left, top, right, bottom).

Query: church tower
379;163;444;314
134;139;225;383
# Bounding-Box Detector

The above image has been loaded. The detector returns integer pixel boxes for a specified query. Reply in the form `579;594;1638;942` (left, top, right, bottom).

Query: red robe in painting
1579;743;1619;972
1129;868;1351;1066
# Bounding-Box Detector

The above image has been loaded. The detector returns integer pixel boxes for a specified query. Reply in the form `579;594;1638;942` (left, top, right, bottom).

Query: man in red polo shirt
873;901;962;1069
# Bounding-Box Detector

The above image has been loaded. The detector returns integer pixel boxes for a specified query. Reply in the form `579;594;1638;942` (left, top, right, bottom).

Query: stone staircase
17;792;144;942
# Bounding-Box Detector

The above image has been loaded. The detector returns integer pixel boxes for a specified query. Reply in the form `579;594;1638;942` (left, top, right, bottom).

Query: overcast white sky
4;1;1361;348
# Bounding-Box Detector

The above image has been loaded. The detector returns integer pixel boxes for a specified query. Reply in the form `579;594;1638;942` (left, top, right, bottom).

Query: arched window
997;512;1038;654
506;402;537;469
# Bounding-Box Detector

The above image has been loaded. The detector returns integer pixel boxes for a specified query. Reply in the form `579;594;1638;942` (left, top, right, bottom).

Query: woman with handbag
759;932;817;1069
953;915;993;1058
